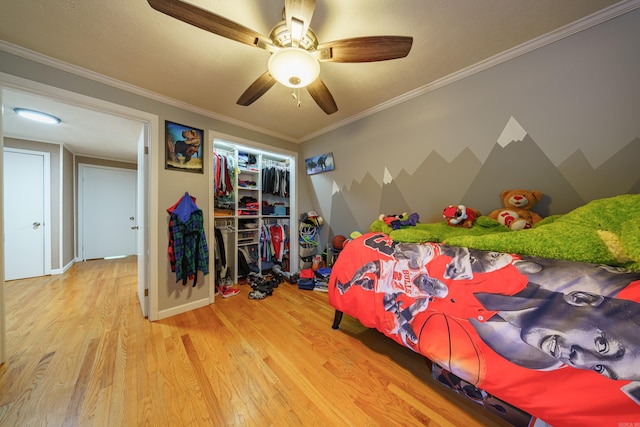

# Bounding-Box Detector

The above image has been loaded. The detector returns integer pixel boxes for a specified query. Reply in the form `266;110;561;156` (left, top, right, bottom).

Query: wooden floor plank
1;257;511;426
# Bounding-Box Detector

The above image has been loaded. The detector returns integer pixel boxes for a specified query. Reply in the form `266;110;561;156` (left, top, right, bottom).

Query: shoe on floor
220;286;240;298
248;290;267;300
252;283;274;295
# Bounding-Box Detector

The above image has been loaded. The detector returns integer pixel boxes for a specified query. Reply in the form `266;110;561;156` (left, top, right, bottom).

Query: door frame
0;72;161;365
3;147;52;279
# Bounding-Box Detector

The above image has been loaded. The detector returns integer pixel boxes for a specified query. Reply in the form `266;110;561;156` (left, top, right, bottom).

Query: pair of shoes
220;286;240;298
251;283;274;295
248;290;267;300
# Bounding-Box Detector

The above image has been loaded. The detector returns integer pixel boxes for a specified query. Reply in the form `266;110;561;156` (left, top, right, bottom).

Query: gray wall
300;8;640;245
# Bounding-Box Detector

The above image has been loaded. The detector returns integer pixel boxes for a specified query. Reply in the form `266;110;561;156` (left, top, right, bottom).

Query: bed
328;194;640;427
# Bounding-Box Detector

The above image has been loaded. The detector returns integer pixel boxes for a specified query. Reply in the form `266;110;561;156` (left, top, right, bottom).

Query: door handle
33;222;41;228
131;226;140;230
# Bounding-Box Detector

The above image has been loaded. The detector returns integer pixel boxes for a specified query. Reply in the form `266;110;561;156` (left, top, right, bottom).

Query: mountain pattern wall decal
328;135;639;238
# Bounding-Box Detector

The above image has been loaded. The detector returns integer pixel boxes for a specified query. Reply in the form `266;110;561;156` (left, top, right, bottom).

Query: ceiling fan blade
147;0;269;48
307;79;338;115
317;36;413;63
236;71;277;106
285;0;315;47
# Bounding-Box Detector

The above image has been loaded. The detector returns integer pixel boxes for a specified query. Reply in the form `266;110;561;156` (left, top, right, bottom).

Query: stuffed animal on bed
379;212;419;230
379;213;406;226
488;189;543;230
443;205;481;228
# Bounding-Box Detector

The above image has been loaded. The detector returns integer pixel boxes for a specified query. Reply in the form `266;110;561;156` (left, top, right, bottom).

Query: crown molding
0;40;297;144
300;0;640;142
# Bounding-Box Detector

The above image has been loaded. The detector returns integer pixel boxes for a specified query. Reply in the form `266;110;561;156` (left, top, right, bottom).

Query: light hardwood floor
0;257;509;426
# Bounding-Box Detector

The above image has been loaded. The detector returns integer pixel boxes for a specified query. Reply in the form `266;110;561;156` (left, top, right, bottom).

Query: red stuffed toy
443;205;481;228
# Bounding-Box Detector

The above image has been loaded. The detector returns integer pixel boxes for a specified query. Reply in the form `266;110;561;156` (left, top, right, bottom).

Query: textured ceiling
0;0;631;161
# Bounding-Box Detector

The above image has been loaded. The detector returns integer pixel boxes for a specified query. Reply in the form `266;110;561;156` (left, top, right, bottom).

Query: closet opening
212;138;297;291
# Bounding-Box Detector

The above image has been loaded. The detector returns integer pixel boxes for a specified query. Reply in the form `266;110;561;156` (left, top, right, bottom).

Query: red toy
443;205;481;228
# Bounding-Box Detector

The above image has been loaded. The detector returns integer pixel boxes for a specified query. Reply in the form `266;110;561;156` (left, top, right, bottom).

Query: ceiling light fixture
13;108;61;125
268;47;320;89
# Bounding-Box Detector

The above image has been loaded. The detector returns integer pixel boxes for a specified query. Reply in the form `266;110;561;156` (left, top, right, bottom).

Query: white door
136;127;149;317
79;165;137;260
3;149;50;280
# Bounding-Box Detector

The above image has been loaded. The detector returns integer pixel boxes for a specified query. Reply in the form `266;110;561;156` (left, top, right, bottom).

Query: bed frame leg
332;310;343;330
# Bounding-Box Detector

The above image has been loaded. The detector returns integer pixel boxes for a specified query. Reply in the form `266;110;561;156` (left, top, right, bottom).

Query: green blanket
370;194;640;271
370;215;510;242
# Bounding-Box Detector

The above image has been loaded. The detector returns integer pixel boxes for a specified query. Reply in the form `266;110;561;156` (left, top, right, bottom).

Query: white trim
207;129;216;305
58;144;64;273
147;117;160;322
50;259;75;275
157;298;210;320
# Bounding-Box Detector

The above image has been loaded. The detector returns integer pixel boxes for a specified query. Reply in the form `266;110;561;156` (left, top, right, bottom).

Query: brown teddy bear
488;189;543;230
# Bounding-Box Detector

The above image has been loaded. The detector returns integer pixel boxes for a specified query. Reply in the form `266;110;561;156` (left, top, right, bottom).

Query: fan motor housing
269;21;318;50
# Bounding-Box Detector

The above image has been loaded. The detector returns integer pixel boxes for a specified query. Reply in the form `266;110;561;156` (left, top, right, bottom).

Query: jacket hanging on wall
167;192;209;286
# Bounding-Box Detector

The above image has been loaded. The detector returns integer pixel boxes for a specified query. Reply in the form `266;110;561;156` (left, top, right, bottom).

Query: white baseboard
50;259;75;275
157;298;210;320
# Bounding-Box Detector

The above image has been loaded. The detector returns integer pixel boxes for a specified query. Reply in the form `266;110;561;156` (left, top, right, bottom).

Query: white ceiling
3;89;144;162
1;0;633;162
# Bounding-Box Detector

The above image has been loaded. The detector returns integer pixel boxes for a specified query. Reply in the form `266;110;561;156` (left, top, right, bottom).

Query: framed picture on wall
305;152;335;175
165;120;204;173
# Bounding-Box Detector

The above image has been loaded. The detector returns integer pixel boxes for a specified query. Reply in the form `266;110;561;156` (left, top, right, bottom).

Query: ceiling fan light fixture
14;108;61;125
268;47;320;88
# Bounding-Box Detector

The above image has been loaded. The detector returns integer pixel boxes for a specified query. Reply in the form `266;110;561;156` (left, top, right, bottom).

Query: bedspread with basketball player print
328;232;640;427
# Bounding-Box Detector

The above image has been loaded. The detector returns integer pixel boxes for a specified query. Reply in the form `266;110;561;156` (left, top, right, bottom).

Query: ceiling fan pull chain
291;88;302;107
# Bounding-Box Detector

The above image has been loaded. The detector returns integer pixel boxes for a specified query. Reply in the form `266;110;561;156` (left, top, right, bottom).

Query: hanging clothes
214;227;228;279
260;224;272;262
167;192;209;286
270;223;285;262
213;151;235;197
261;164;289;197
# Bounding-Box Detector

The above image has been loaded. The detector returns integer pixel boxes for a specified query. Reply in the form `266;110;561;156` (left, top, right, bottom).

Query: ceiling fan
147;0;413;114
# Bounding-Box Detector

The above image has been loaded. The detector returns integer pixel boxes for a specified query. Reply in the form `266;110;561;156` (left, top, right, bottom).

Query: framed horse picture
305;152;334;175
